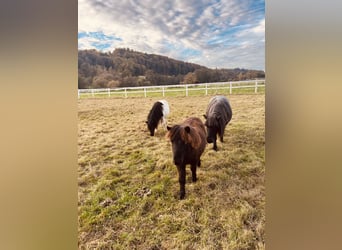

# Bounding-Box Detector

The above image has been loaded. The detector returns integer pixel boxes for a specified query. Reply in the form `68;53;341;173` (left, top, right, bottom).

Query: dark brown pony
166;117;207;199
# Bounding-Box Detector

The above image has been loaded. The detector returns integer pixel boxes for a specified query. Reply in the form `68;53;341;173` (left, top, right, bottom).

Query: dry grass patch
78;94;265;249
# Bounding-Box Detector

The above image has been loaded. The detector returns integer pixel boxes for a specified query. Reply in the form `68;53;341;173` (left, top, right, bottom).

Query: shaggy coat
166;117;207;199
146;100;170;136
204;95;232;151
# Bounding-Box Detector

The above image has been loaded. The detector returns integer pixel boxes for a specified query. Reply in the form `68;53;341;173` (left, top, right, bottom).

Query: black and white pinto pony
204;95;232;151
146;100;170;136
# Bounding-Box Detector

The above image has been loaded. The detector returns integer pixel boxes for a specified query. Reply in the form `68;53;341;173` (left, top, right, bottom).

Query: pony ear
203;114;207;119
167;126;172;131
185;126;191;133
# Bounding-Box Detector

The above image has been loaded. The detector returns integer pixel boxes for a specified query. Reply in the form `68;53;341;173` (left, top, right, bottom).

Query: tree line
78;48;265;89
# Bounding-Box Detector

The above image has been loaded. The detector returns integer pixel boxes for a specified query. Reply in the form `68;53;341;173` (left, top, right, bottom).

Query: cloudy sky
78;0;264;70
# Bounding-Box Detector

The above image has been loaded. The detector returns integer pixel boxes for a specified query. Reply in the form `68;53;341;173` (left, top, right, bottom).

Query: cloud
253;19;265;34
78;0;265;70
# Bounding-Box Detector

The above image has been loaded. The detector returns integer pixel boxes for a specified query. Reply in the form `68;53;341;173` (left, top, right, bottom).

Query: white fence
78;79;265;99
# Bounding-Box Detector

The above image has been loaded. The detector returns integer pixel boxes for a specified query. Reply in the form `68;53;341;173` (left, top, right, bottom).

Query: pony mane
205;96;232;128
166;123;204;149
205;115;219;127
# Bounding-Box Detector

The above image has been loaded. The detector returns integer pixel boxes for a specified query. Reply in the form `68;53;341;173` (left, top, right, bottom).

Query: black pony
204;95;232;151
166;117;207;199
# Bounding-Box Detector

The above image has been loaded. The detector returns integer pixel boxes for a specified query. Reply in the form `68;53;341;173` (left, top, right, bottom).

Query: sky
78;0;265;70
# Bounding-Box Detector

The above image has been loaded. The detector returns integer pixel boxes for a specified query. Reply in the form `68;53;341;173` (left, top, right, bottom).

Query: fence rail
78;79;265;99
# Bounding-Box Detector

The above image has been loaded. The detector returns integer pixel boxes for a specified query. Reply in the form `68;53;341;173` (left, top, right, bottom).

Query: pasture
78;94;265;249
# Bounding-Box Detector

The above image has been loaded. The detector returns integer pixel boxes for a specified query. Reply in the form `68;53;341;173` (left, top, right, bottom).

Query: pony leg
164;118;167;129
177;165;186;199
213;140;218;151
220;127;224;142
161;117;167;129
190;164;197;182
160;117;164;129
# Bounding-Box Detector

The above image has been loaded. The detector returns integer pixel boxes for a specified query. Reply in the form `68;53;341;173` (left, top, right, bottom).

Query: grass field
78;94;265;249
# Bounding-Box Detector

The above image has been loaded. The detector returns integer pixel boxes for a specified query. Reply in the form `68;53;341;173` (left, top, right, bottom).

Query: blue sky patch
78;31;122;41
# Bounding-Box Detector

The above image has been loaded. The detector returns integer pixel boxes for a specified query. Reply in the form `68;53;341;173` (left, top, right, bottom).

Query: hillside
78;48;265;89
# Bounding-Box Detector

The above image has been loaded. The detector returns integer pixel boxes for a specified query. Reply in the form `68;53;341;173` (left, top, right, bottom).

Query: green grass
78;94;265;249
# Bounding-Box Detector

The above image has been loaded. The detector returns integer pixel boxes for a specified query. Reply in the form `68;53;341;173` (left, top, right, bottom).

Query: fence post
124;88;127;98
108;88;110;97
205;83;208;95
185;85;188;96
78;89;80;99
144;88;147;97
91;89;94;97
255;81;258;93
230;82;232;94
162;86;165;97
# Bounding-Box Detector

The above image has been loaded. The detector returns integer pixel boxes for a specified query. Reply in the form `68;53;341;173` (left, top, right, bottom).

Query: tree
183;72;197;84
78;76;90;89
194;68;211;83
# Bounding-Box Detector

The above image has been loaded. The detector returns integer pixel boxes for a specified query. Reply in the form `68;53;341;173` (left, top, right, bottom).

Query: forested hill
78;48;265;89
